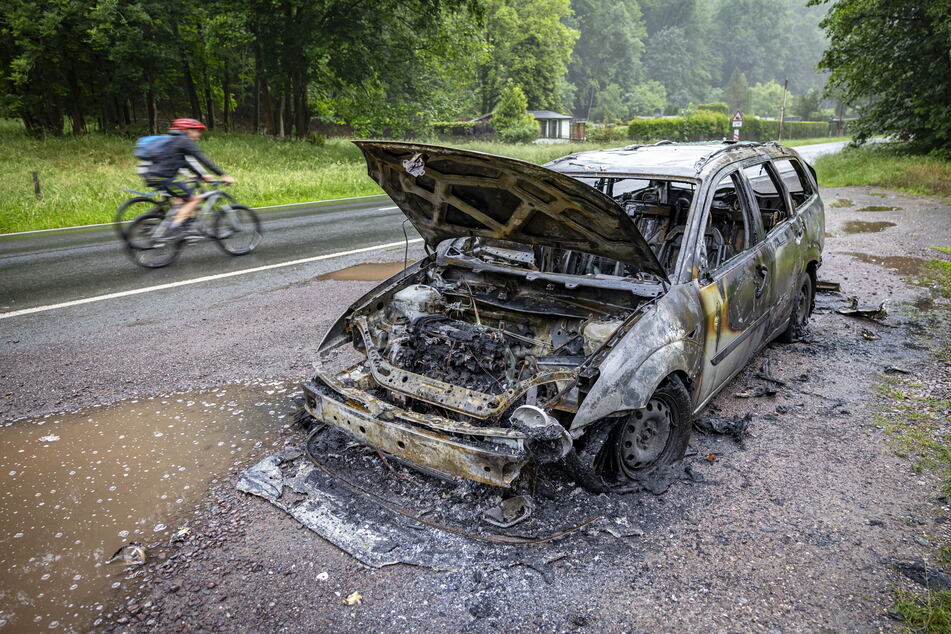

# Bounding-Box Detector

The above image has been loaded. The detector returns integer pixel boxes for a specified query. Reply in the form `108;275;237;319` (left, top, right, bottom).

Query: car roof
544;141;802;181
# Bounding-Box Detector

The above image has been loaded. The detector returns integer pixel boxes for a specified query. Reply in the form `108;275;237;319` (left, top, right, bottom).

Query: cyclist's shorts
146;178;194;199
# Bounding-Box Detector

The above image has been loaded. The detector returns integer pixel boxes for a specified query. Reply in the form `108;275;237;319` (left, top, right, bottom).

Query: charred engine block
390;315;531;394
379;284;548;395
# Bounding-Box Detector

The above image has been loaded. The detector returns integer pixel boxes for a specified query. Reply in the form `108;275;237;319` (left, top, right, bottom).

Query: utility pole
778;78;788;141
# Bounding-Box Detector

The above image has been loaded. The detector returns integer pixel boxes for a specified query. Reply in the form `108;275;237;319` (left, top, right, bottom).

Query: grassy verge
0;120;619;233
892;589;951;633
876;258;951;632
814;143;951;197
780;136;851;147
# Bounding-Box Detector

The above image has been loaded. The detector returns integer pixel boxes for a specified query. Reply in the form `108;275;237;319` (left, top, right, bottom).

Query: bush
696;102;729;115
588;125;627;142
431;121;480;136
497;122;540;144
306;132;326;146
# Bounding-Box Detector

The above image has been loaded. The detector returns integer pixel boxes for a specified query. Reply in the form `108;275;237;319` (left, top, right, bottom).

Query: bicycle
122;180;262;268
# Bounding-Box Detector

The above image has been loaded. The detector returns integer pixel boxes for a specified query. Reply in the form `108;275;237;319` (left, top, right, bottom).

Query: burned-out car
303;141;823;491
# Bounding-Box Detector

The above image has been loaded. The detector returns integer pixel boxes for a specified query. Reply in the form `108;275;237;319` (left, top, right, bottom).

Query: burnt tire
779;273;813;343
570;375;692;491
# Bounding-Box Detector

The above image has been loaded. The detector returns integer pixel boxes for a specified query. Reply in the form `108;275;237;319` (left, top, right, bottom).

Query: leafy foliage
492;82;539;143
812;0;951;149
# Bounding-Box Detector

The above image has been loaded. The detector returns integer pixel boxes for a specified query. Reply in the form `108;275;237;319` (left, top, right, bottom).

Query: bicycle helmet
169;118;207;131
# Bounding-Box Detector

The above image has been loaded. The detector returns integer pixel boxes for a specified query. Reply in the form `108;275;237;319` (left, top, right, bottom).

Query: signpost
731;110;744;141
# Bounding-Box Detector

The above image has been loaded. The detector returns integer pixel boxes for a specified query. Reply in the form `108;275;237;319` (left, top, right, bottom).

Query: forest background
0;0;834;138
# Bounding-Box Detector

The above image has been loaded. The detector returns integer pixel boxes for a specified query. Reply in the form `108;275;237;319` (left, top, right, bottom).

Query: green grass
815;143;951;197
781;135;852;147
892;589;951;633
0;119;620;233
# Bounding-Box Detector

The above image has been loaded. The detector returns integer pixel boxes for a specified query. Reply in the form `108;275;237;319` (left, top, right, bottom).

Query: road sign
732;129;740;141
732;110;744;128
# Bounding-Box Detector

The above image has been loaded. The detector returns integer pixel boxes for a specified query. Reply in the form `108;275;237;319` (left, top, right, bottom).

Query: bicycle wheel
114;197;163;240
125;211;183;268
212;204;262;256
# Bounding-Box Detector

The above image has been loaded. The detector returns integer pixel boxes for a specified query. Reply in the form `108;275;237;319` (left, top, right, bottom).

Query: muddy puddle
843;252;927;275
0;381;295;631
317;261;405;281
838;221;897;235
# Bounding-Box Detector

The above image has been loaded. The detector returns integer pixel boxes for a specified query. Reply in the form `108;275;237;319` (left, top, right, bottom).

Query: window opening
742;162;790;231
772;158;813;208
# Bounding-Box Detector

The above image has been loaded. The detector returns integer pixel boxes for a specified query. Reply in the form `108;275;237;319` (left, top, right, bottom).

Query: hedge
627;113;831;143
627;111;730;142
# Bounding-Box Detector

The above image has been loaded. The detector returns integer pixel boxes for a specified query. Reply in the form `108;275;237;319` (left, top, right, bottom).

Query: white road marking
377;206;399;211
0;238;424;320
0;193;389;238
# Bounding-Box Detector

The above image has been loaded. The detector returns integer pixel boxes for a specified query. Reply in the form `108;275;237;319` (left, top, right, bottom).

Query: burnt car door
740;160;803;337
693;168;772;407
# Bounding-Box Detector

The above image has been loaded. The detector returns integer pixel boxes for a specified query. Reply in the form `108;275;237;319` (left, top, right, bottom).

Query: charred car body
303;141;823;490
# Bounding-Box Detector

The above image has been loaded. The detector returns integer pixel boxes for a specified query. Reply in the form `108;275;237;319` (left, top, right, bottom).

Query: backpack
133;134;173;161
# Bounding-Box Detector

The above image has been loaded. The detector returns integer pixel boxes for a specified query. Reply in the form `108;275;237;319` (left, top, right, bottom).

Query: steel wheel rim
794;281;810;327
617;396;673;477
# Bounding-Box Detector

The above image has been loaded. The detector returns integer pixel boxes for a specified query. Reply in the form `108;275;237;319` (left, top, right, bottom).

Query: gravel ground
5;186;950;632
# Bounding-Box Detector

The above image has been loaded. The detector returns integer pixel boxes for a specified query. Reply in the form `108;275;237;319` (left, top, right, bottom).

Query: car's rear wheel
779;273;813;342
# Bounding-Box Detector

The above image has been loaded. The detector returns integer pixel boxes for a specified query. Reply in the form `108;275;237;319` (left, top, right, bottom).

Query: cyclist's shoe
153;225;184;246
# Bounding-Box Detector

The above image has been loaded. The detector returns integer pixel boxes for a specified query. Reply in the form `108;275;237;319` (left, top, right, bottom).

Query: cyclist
144;118;235;237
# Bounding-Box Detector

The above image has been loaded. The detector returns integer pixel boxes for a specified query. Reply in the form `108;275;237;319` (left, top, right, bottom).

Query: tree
590;83;625;123
565;0;645;119
794;89;822;121
476;0;578;114
749;80;786;118
723;68;750;114
812;0;951;149
492;81;538;142
638;0;720;108
627;81;667;117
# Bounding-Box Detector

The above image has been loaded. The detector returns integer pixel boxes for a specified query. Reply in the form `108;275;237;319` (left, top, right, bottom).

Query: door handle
755;264;768;297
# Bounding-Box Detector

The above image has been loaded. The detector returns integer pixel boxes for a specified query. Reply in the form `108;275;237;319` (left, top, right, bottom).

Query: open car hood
355;141;667;280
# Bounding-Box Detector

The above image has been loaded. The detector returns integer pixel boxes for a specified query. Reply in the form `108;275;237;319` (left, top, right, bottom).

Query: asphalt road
0;140;845;318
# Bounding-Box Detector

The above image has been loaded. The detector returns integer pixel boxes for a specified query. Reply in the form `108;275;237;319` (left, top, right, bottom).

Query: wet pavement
0;380;295;631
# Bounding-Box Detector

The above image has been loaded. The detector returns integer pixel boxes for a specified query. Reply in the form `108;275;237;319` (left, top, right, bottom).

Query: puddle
843;252;927;276
0;381;295;631
839;221;897;235
857;205;901;212
914;296;935;311
316;261;406;282
828;198;854;208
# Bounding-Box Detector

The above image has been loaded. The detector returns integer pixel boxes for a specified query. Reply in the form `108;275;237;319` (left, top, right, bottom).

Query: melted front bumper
302;372;528;487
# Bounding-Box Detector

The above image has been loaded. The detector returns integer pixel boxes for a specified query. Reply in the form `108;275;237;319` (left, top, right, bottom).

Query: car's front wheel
571;375;692;491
